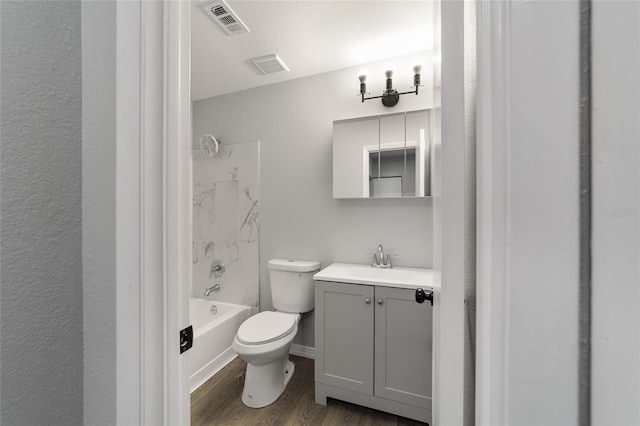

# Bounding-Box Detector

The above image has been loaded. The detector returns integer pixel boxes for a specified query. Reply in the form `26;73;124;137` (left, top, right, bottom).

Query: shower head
199;134;222;157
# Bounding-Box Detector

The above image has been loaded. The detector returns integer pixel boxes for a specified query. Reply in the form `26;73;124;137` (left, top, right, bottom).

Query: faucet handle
385;254;393;269
210;260;226;278
381;254;398;268
365;253;380;267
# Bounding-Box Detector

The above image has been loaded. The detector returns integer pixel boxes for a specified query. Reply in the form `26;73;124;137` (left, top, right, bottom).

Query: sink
313;263;433;290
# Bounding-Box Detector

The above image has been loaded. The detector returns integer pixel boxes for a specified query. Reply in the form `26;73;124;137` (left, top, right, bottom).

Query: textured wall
82;1;117;424
193;51;434;347
0;1;84;424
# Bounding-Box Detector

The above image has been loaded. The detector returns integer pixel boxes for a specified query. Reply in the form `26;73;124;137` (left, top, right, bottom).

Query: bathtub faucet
204;284;220;296
209;260;226;278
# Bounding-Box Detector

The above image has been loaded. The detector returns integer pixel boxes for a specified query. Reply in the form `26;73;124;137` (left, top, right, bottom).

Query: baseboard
190;348;237;393
290;344;315;359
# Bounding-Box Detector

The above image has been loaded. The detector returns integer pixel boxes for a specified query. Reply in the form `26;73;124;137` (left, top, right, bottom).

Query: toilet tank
268;259;320;313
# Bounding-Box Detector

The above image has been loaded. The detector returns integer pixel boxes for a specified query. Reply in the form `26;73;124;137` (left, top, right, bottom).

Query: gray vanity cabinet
314;281;432;424
374;286;432;407
314;281;374;394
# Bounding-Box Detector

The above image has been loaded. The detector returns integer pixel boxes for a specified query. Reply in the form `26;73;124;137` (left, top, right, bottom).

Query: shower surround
192;141;260;307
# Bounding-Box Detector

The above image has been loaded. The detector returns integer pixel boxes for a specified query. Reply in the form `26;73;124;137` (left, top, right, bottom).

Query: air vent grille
211;5;227;16
203;1;249;36
219;15;236;25
251;55;290;75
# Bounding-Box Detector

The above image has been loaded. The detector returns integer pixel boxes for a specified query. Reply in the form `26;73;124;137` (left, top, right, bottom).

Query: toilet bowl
232;311;300;408
232;259;319;408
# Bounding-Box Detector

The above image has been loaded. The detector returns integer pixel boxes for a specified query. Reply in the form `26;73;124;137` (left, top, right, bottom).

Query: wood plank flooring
191;355;427;426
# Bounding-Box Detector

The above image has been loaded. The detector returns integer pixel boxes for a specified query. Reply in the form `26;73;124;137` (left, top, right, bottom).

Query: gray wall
193;52;434;347
82;1;117;424
0;1;84;424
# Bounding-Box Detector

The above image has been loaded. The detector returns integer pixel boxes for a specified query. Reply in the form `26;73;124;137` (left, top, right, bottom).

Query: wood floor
191;355;427;426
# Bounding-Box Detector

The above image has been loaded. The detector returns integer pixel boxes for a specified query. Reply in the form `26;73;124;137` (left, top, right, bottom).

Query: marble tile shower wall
192;141;259;307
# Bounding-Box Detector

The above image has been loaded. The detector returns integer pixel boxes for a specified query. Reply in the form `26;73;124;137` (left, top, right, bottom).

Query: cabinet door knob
364;298;371;304
377;298;383;305
415;288;434;306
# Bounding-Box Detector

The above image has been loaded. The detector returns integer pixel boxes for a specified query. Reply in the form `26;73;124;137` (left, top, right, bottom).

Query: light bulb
413;64;423;74
358;70;368;96
385;69;394;79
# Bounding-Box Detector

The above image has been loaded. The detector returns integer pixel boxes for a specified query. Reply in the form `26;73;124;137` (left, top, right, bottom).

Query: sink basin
313;263;433;290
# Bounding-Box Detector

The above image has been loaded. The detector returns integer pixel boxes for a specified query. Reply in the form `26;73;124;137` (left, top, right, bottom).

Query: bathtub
190;297;252;393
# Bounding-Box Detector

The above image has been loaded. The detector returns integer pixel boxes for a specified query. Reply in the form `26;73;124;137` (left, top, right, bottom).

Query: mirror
333;109;432;198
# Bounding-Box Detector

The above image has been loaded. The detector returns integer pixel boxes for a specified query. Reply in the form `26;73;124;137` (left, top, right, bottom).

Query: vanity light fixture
359;65;422;107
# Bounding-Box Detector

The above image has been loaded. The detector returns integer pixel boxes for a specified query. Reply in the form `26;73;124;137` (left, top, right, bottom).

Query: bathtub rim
190;297;252;338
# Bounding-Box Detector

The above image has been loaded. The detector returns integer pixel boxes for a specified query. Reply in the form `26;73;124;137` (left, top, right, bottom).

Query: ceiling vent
251;54;290;75
203;1;249;36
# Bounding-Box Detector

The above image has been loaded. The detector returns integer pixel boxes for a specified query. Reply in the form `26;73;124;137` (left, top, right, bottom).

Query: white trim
434;0;467;424
475;1;509;424
164;1;192;425
141;2;166;425
476;2;583;424
112;0;193;423
115;1;189;424
190;351;238;394
290;344;315;360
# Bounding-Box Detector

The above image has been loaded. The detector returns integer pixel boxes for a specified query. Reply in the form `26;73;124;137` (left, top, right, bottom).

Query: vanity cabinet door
315;281;374;395
374;286;432;408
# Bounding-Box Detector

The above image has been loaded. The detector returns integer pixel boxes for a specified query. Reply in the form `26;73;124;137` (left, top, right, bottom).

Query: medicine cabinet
333;109;433;199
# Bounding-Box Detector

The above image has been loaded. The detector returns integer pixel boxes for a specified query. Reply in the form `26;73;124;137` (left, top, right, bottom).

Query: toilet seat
236;312;298;345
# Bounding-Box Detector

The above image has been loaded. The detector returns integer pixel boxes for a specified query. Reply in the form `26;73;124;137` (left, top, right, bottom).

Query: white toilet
232;259;320;408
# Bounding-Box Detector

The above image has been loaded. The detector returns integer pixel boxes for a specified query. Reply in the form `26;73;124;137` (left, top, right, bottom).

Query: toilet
232;259;320;408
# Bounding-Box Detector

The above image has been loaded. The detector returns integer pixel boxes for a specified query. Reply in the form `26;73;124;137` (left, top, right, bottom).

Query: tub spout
204;284;220;296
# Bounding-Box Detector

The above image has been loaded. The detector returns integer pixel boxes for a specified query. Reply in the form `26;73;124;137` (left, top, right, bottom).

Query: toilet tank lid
268;259;320;272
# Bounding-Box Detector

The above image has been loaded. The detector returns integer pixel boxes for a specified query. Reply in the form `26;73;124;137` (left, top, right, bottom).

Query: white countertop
313;262;434;290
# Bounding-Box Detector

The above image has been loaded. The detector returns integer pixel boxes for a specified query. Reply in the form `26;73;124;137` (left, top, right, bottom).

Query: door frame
163;1;192;424
115;1;191;424
147;0;467;424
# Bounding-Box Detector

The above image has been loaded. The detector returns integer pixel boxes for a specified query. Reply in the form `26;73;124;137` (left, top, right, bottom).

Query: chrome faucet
371;244;393;269
204;284;220;296
209;260;226;279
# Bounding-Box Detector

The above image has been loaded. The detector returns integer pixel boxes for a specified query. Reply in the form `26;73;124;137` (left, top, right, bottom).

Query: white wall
504;3;580;422
0;1;84;424
193;52;434;347
476;1;581;424
592;2;640;424
435;0;468;424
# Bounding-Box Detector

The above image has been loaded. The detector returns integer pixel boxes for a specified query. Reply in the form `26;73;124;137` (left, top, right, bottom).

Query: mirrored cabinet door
332;115;379;198
333;109;432;199
376;113;406;198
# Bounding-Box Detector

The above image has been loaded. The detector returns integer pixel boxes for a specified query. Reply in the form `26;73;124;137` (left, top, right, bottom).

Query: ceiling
191;1;435;101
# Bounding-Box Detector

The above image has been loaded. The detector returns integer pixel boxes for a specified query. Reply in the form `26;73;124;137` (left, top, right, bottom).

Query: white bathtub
190;297;252;393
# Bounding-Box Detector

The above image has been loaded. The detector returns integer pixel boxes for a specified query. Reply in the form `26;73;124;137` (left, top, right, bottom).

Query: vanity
313;263;434;424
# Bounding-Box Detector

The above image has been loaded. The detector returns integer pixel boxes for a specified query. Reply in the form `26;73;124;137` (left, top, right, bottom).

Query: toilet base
241;357;295;408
